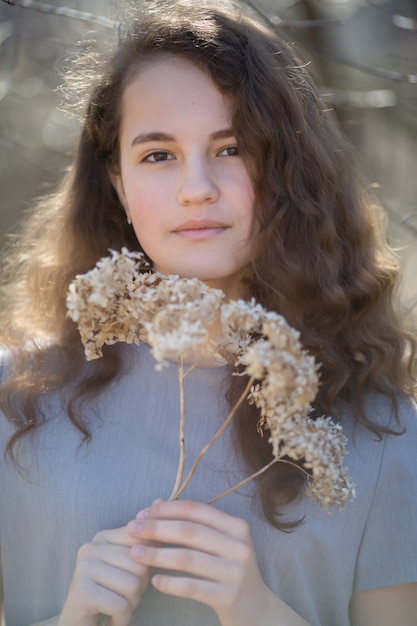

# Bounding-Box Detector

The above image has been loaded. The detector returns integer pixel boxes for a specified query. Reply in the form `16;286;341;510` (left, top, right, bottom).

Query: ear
109;169;130;219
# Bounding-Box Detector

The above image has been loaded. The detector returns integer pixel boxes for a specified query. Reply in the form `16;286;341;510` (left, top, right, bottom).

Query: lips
173;219;229;240
174;219;229;232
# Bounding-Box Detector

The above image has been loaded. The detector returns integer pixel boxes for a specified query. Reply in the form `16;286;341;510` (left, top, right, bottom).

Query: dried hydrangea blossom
66;248;150;359
302;418;355;509
67;249;225;364
221;298;318;431
218;298;263;350
221;298;353;509
67;248;355;510
143;278;225;368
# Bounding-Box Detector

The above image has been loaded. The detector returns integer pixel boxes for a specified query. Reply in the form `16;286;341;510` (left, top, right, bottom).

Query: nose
177;157;219;207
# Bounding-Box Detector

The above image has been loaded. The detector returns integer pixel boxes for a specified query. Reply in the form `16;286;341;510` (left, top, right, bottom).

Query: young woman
0;1;416;625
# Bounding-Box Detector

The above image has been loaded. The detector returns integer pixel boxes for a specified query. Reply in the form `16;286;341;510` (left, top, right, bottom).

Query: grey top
1;342;417;626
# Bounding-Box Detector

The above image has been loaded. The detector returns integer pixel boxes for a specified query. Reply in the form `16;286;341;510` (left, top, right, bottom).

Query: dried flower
219;298;353;509
143;277;225;369
67;248;355;511
67;248;152;359
66;248;225;366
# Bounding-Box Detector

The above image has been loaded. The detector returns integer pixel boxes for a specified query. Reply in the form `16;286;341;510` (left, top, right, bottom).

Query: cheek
125;186;162;226
130;222;161;265
131;214;159;247
127;196;165;254
240;187;256;232
237;171;255;209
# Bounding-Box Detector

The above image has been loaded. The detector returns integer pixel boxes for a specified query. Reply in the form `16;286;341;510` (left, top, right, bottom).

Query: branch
242;1;417;84
1;0;118;28
243;0;342;29
3;0;415;84
310;45;417;84
392;14;417;32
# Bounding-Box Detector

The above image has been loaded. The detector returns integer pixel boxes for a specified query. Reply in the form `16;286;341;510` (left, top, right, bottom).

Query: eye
142;151;174;163
218;145;239;157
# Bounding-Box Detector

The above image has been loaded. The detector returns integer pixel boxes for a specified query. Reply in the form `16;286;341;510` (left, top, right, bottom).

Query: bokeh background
0;0;416;322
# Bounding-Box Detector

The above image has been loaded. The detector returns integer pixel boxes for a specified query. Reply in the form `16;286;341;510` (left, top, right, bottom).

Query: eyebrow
130;128;235;147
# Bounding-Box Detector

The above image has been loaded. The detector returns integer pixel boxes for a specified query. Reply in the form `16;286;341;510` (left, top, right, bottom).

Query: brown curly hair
0;0;415;529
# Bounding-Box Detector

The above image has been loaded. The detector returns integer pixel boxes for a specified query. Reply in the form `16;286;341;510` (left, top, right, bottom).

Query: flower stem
172;375;255;500
182;362;198;378
169;355;186;500
207;456;309;504
208;457;279;503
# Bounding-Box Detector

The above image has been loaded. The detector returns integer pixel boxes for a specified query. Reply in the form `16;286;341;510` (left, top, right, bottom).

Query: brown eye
218;146;239;157
143;151;174;163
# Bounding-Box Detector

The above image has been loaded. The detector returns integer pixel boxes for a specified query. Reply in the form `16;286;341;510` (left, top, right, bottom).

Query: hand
58;514;154;626
128;499;309;626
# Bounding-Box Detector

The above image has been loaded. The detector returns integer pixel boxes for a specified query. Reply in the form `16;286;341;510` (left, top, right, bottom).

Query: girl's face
110;56;255;300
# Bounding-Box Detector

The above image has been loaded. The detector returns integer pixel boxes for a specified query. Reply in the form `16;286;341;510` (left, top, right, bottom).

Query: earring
126;215;132;225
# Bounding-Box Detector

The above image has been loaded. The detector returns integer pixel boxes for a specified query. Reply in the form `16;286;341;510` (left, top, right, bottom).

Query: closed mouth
173;219;229;232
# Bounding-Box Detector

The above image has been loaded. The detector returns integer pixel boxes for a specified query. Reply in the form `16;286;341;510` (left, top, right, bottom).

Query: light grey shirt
1;343;417;626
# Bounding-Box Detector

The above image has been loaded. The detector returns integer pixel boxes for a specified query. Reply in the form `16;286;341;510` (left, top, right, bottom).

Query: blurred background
0;0;416;322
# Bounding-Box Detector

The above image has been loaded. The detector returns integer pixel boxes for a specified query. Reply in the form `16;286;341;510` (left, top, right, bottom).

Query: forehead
119;56;233;136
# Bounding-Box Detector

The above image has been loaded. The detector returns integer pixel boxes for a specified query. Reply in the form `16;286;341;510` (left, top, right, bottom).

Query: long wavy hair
0;0;415;528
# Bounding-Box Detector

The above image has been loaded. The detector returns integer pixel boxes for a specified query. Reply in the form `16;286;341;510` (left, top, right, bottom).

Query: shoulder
375;393;417;487
336;392;417;536
362;392;417;458
349;393;417;591
348;393;417;489
360;391;417;429
373;393;417;487
337;391;417;446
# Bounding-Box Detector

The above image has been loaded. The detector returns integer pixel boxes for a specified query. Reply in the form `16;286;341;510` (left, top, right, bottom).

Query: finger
131;544;234;582
142;500;251;541
68;568;139;626
94;522;158;552
92;525;141;548
135;501;164;521
128;516;251;561
151;498;165;505
151;572;230;609
78;541;149;578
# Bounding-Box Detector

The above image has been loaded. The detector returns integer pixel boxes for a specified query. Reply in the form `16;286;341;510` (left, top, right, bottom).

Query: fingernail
136;508;149;520
132;545;146;558
129;521;143;533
